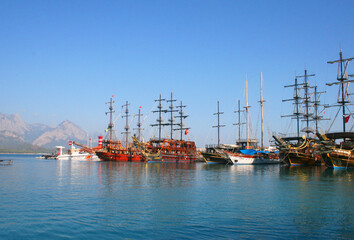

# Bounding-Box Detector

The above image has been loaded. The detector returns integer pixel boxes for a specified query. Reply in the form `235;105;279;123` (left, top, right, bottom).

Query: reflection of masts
166;91;178;140
233;100;245;142
134;107;143;142
245;79;251;148
175;101;189;141
121;101;130;147
297;69;315;137
327;50;354;133
283;77;303;139
105;96;115;141
213;101;225;146
259;72;265;150
151;94;167;140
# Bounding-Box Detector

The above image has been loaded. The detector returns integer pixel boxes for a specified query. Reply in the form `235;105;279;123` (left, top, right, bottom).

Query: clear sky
0;0;353;147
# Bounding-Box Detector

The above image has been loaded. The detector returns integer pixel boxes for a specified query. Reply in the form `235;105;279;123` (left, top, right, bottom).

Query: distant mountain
25;123;52;143
33;120;87;148
0;113;88;152
0;113;30;136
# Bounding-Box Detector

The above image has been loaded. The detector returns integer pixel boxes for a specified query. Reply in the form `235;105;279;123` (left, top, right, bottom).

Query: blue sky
0;0;353;147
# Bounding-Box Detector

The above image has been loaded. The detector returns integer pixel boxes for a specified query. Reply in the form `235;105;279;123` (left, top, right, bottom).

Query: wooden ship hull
286;150;317;166
144;150;197;163
144;138;198;163
323;149;354;168
273;135;321;166
317;132;354;169
200;151;230;164
96;148;146;162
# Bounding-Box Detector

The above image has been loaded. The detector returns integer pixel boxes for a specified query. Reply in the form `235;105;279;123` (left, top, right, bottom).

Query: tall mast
314;86;319;132
296;78;300;138
166;91;178;140
296;69;315;137
175;101;189;141
133;106;143;142
245;79;251;148
213;101;225;146
121;101;130;147
105;96;115;141
282;77;304;140
233;100;245;142
151;94;167;140
311;86;328;133
259;73;265;150
327;50;354;134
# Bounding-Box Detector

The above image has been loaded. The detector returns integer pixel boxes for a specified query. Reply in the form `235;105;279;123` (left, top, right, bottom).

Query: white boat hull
227;153;281;165
56;153;100;161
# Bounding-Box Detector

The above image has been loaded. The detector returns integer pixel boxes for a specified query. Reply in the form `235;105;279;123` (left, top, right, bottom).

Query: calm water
0;154;353;239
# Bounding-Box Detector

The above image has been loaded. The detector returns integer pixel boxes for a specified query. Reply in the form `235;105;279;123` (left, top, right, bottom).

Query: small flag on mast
185;129;189;135
345;114;350;123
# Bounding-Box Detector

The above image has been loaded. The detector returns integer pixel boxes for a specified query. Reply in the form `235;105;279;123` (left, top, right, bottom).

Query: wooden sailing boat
95;96;146;162
226;75;280;165
200;101;231;164
143;93;198;163
316;50;354;169
273;69;325;166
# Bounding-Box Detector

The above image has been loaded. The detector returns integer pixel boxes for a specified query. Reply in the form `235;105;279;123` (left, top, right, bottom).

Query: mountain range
0;113;88;153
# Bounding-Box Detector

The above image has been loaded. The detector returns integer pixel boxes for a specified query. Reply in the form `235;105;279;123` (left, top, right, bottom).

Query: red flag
185;129;189;135
345;115;350;123
68;141;72;146
112;95;115;98
139;106;142;109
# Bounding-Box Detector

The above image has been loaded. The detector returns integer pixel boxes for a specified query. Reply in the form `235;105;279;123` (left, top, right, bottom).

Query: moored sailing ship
316;50;354;169
226;75;281;165
273;69;325;166
144;93;198;163
144;138;197;163
95;96;146;162
200;101;231;164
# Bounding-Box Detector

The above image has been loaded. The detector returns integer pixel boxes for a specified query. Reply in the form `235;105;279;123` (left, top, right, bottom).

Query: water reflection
229;164;281;175
279;165;353;183
1;156;353;239
99;162;198;189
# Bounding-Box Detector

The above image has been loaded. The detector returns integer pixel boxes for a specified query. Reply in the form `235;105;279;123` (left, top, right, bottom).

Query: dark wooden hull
322;149;354;169
145;151;197;163
201;152;229;164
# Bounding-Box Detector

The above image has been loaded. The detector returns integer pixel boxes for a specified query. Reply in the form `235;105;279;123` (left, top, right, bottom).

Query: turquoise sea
0;154;353;239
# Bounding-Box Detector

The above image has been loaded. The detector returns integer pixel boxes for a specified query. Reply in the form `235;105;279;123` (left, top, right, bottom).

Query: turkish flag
345;115;350;123
185;129;189;135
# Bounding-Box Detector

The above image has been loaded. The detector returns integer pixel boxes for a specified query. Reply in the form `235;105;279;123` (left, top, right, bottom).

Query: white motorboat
225;149;281;165
55;145;100;161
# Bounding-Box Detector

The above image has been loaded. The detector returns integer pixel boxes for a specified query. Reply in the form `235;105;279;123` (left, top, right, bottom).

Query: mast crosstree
121;101;130;147
296;69;315;137
174;101;190;141
151;93;191;141
151;94;167;140
327;50;354;134
213;101;225;146
233;99;245;143
105;96;116;142
166;92;178;140
133;107;143;142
